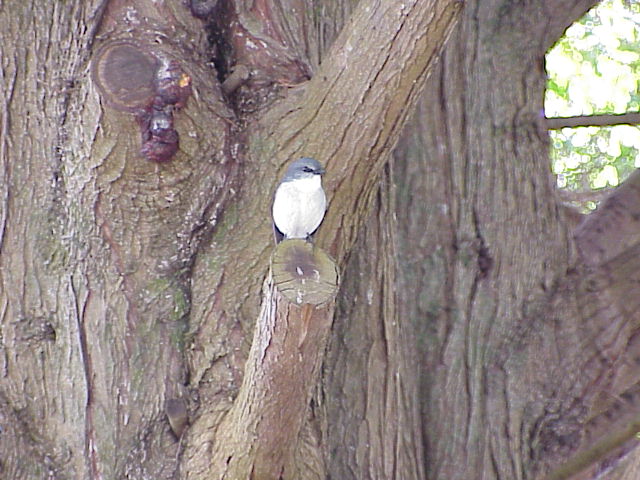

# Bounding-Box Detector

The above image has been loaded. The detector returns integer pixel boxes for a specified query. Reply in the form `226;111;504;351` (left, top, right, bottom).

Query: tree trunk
389;1;640;478
2;0;640;479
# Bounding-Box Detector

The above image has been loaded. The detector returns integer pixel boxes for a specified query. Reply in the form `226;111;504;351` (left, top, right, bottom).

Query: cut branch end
271;239;339;305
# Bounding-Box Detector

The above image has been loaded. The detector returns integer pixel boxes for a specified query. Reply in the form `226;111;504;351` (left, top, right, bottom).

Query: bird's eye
302;166;314;173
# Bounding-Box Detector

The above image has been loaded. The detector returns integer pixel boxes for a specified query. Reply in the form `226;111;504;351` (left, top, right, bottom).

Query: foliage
545;0;640;207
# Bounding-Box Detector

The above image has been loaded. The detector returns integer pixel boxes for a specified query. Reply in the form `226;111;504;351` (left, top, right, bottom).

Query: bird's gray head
282;157;325;182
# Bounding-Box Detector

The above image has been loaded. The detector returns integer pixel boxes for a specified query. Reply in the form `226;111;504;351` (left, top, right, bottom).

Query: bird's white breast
272;176;326;238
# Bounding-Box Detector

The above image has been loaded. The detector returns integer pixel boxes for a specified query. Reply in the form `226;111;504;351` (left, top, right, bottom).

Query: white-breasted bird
272;157;327;241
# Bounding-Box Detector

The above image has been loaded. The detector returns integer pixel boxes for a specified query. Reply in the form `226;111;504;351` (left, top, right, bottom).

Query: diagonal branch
574;169;640;267
208;274;335;479
546;383;640;480
254;0;462;263
186;2;462;479
552;193;640;478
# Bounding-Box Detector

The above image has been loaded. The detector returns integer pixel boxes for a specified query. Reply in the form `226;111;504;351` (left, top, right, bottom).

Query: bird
272;157;327;242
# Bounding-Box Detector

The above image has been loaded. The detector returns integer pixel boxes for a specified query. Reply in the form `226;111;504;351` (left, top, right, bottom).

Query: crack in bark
0;61;16;255
70;276;100;480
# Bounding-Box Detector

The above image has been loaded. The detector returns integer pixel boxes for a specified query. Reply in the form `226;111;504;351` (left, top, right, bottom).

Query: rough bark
0;1;237;478
322;167;426;479
0;0;458;479
207;277;335;479
184;0;460;478
4;0;640;479
389;0;640;479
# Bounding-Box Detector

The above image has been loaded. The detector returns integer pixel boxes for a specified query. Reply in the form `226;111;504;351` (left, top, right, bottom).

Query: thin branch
557;187;612;205
546;113;640;129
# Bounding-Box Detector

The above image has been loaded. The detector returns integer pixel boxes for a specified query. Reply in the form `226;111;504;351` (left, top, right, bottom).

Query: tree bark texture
1;2;237;478
388;0;640;478
184;0;460;477
0;0;458;478
4;0;640;479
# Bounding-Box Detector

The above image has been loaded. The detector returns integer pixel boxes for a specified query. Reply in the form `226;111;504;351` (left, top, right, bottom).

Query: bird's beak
317;167;326;175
